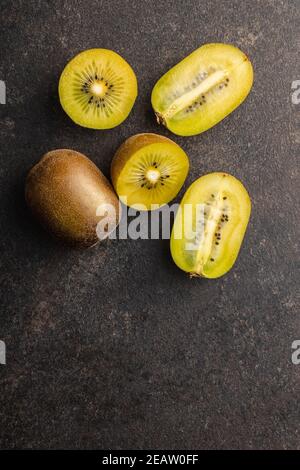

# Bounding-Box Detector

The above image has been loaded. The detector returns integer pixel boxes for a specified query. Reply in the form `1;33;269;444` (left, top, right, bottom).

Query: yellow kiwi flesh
59;49;137;129
25;149;121;247
111;133;189;210
171;173;251;278
152;43;253;136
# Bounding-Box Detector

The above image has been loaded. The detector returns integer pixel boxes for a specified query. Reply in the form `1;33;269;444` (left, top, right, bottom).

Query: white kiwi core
145;167;161;185
90;81;108;97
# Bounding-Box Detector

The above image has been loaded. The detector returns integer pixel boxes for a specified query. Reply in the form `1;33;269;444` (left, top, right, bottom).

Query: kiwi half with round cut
152;43;253;136
111;133;189;210
59;49;137;129
170;172;251;278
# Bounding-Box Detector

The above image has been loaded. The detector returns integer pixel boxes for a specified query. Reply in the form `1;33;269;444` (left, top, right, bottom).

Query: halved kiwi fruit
59;49;137;129
111;133;189;210
25;149;121;247
152;43;253;136
171;173;251;278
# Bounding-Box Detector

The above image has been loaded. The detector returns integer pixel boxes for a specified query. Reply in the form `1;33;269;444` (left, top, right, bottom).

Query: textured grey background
0;0;299;450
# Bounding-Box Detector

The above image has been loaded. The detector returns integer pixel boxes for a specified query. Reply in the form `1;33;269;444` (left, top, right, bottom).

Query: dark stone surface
0;0;299;450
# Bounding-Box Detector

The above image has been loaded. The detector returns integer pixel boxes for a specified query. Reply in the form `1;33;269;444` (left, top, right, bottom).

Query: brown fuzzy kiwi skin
110;133;178;190
25;149;121;248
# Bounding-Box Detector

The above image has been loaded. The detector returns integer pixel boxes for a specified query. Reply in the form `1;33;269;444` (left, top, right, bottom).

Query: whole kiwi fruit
25;149;121;248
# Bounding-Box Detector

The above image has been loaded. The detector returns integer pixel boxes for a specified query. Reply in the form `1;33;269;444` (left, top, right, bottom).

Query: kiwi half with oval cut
111;133;189;210
152;43;253;136
59;49;137;129
170;172;251;278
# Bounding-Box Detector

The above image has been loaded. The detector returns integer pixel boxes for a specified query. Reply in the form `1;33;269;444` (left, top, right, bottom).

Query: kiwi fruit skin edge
25;149;121;248
170;172;251;278
111;133;189;210
152;43;254;136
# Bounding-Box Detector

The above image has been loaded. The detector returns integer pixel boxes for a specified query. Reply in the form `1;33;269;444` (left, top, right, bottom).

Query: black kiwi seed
210;258;214;262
